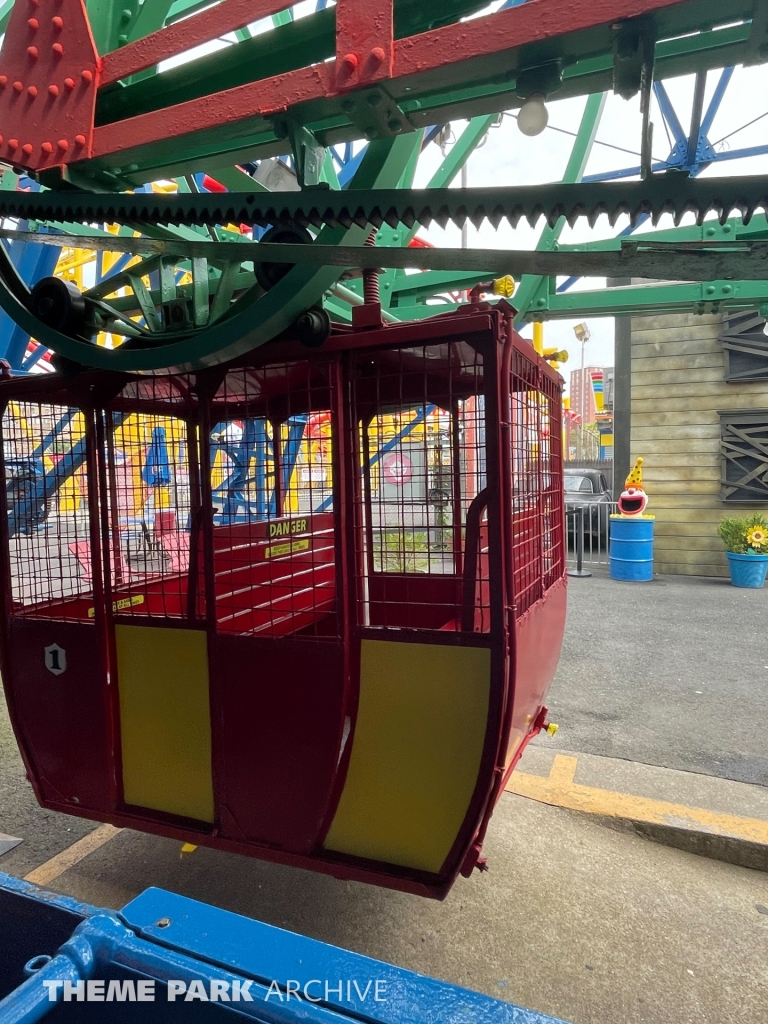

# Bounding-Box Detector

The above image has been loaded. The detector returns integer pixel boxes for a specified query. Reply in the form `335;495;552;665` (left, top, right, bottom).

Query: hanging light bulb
517;93;549;137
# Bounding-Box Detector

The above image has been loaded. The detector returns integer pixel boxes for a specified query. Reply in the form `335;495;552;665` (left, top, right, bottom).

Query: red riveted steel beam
100;0;296;87
391;0;695;80
92;64;331;158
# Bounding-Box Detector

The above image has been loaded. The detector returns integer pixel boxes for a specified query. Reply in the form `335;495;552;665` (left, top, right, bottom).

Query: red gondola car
0;304;565;898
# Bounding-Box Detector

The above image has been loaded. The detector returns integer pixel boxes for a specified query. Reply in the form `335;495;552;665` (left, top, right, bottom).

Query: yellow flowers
747;526;767;550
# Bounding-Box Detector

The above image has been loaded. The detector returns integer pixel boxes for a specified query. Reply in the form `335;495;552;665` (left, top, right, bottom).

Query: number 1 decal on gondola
43;644;67;677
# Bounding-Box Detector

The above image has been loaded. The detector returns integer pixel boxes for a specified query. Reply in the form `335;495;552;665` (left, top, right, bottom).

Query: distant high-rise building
569;365;603;424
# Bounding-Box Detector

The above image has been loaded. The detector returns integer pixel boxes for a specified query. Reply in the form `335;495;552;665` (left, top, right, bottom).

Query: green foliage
718;513;768;554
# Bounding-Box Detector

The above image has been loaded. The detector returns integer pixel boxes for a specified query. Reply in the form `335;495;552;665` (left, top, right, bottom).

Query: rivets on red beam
74;134;86;147
64;77;75;90
8;139;18;151
370;47;386;63
27;46;38;59
22;143;33;157
340;53;359;75
13;81;23;93
52;15;64;29
27;17;39;30
48;84;59;96
27;85;37;98
52;42;64;56
81;69;93;83
41;142;53;155
57;138;69;151
0;76;7;88
0;137;3;146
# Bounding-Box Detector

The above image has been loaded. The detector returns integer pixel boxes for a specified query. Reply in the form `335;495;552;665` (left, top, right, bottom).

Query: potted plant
718;513;768;588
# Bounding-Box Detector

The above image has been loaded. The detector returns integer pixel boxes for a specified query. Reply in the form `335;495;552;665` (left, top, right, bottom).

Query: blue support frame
210;415;308;524
0;871;568;1024
559;67;758;296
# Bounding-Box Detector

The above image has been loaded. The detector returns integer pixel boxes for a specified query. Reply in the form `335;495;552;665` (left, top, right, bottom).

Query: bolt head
52;15;63;28
74;134;86;146
81;69;93;83
64;77;75;90
0;76;7;87
48;84;59;96
8;139;18;150
22;143;33;156
340;52;359;74
27;85;37;97
57;138;69;150
41;141;53;154
370;46;386;63
27;17;39;29
13;81;23;92
27;45;38;58
53;42;64;55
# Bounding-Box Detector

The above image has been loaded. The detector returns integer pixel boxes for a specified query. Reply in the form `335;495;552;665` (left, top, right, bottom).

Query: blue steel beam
8;413;130;536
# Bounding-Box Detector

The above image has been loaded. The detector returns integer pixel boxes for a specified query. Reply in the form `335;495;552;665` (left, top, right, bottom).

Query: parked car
563;467;612;539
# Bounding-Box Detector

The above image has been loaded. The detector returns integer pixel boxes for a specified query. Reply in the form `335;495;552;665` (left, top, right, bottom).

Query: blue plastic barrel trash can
609;515;654;582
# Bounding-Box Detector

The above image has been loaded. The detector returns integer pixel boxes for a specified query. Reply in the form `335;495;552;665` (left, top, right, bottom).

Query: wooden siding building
629;310;768;577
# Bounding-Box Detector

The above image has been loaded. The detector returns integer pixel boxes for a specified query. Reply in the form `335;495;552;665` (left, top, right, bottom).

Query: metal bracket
744;1;768;65
280;123;326;189
339;87;413;141
611;18;657;177
514;59;563;99
612;17;657;101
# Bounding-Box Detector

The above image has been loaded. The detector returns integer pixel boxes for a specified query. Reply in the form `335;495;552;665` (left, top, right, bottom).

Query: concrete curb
506;751;768;873
588;813;768;872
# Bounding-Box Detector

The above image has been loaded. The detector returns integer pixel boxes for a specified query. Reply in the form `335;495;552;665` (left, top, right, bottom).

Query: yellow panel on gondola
324;640;490;873
116;625;214;823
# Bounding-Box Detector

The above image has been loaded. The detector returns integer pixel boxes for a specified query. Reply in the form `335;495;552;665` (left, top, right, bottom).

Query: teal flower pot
726;551;768;588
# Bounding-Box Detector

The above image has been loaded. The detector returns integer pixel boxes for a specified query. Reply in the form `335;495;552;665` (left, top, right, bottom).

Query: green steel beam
522;279;768;320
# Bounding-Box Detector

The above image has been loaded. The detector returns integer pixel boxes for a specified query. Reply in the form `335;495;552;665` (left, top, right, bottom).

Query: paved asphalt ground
532;571;768;787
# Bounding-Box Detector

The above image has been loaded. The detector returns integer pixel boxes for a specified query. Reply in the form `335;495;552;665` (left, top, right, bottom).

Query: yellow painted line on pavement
24;824;122;886
506;755;768;845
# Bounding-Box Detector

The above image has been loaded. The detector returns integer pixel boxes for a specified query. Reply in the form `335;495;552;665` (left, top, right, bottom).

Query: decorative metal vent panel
720;410;768;503
721;311;768;382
